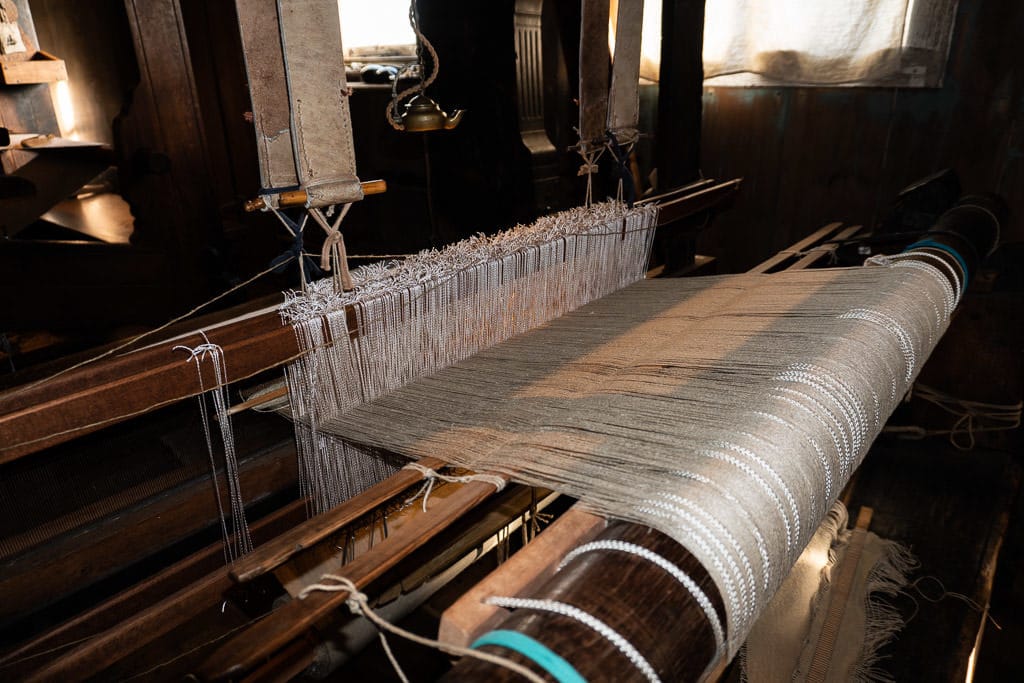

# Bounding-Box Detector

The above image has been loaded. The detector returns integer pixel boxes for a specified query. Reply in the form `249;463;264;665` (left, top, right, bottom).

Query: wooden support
789;225;862;270
230;456;446;583
0;308;302;463
198;477;504;681
0;440;297;625
0;499;306;678
749;222;845;274
13;499;306;682
439;505;607;647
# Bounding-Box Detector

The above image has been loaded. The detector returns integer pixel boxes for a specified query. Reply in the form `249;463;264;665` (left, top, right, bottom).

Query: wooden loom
0;202;1001;682
0;2;1013;681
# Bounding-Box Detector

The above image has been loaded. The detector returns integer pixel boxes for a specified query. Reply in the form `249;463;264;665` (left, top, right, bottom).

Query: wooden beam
198;477;504;681
0;441;297;624
230;456;446;583
439;505;607;647
749;222;845;273
3;500;307;681
0;309;300;463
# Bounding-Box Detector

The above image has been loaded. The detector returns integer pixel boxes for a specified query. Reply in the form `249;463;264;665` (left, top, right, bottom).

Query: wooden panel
699;88;789;270
699;0;1024;273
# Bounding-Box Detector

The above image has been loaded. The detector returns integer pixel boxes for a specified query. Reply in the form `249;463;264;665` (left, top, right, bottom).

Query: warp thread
281;202;657;514
315;255;958;653
174;335;253;561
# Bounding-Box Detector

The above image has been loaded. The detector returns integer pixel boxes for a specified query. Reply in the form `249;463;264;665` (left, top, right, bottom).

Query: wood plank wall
697;0;1024;272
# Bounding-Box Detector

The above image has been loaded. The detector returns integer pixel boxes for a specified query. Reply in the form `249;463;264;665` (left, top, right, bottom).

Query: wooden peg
243;179;388;212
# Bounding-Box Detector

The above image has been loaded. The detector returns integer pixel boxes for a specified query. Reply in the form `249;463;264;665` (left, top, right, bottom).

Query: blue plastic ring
471;629;587;683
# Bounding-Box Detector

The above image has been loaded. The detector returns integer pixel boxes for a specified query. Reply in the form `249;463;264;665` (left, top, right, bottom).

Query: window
638;0;959;87
338;0;416;61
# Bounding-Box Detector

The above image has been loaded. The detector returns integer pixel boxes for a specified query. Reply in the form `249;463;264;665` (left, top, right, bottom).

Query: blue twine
269;211;322;284
606;131;636;208
471;629;586;683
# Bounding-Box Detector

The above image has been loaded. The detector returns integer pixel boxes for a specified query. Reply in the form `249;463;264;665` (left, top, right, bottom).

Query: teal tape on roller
471;629;587;683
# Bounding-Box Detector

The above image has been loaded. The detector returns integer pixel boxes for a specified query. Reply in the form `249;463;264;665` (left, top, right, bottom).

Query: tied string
268;208;322;286
575;144;605;208
309;204;355;292
402;463;506;512
605;130;636;208
298;574;545;683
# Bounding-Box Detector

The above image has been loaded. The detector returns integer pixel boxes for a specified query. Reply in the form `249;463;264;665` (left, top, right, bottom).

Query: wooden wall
697;0;1024;272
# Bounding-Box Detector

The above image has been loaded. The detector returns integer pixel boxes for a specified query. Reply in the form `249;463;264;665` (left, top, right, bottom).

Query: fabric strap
578;0;611;150
607;0;645;141
235;0;363;207
472;629;587;683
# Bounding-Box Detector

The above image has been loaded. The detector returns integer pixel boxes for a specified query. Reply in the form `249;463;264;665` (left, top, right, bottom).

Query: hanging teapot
396;94;465;132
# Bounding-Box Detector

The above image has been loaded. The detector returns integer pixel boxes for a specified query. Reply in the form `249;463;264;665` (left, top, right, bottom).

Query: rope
386;1;441;130
401;463;506;512
297;574;546;683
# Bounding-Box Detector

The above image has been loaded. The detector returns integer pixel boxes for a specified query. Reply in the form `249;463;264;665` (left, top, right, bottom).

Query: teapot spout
444;109;465;130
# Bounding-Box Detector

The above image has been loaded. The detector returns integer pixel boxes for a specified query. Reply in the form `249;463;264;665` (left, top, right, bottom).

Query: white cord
559;540;726;659
485;595;662;683
297;574;546;683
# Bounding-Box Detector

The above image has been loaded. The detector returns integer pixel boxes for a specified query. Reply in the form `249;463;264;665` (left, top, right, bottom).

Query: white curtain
702;0;959;87
636;0;958;86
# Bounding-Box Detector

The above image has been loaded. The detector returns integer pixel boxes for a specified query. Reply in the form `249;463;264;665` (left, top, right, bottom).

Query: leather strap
235;0;297;201
578;0;611;152
607;0;644;143
236;0;363;208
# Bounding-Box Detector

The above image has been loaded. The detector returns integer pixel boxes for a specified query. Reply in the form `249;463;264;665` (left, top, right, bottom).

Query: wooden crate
0;50;66;85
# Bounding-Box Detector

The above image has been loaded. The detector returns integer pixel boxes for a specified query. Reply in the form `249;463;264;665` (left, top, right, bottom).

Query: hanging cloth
235;0;364;208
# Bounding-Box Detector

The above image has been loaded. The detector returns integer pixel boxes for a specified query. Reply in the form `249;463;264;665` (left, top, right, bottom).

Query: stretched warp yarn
281;202;658;513
314;255;957;654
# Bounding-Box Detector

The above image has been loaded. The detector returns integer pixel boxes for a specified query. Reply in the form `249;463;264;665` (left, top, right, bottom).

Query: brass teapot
397;94;465;132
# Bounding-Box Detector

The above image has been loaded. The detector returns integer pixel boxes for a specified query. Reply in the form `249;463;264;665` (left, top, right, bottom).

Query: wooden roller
243;179;388;212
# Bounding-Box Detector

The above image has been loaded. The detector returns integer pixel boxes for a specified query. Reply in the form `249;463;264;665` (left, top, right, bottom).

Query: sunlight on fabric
337;0;415;56
638;0;951;87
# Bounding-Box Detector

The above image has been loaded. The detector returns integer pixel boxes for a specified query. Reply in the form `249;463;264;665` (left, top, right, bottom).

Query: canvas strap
236;0;363;208
607;0;644;143
578;0;611;153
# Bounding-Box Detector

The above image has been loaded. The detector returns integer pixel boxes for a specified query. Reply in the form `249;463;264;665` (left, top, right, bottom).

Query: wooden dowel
243;179;388;212
224;385;289;417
